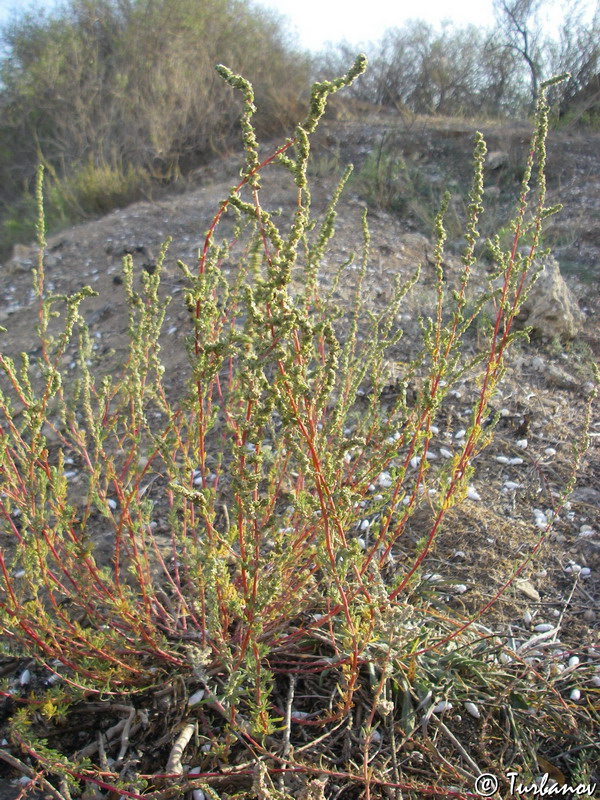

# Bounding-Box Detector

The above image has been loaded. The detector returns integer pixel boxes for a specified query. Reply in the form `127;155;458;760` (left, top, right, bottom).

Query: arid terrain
0;113;598;796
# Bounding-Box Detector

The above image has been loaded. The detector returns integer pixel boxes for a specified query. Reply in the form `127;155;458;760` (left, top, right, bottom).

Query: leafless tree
492;0;544;109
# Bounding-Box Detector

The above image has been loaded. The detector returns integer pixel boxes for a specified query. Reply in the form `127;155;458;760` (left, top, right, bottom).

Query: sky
258;0;497;50
0;0;592;51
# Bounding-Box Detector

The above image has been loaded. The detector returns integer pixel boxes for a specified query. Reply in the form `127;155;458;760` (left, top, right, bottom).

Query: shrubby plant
0;58;595;798
0;0;310;257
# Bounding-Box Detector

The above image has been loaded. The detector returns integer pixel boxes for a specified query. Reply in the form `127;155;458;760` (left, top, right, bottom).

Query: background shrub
0;0;311;257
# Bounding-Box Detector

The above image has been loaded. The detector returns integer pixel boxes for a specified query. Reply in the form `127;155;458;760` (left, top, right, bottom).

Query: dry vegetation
0;3;599;799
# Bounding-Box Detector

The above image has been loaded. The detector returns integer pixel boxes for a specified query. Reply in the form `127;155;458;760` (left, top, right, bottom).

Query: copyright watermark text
474;771;597;797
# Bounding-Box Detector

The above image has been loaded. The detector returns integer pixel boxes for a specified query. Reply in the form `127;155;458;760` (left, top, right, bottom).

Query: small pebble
516;438;528;449
569;688;581;702
440;448;453;458
432;700;453;713
544;447;557;456
568;656;580;668
533;623;554;633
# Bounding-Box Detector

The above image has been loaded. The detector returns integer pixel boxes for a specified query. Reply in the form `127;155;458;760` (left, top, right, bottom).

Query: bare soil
0;114;598;797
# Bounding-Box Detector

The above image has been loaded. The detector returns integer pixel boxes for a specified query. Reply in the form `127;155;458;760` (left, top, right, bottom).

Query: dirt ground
0;114;598;796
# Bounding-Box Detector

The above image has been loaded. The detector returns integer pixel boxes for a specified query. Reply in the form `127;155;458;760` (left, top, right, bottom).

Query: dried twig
0;750;67;800
165;722;196;775
116;707;137;764
431;716;482;777
278;674;296;792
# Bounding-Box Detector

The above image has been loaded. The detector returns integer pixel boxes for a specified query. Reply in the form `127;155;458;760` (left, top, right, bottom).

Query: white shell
569;688;581;701
378;472;393;488
533;623;554;633
188;689;205;707
432;700;453;713
464;702;481;719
